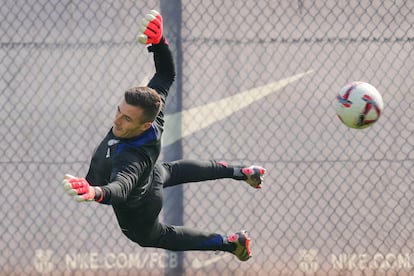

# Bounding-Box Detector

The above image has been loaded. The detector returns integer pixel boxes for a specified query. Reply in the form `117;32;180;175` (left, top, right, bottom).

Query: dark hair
124;87;162;123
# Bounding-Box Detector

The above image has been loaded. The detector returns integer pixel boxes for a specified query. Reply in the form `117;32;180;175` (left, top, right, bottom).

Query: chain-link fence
1;0;414;275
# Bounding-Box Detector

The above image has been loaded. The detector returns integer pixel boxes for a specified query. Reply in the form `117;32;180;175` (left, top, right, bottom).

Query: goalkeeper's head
112;86;162;139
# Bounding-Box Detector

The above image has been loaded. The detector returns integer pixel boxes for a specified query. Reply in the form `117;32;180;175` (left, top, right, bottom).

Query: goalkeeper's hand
62;174;103;202
138;10;164;45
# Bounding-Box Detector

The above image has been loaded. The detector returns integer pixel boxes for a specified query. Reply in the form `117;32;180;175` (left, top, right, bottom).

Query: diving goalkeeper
62;10;266;262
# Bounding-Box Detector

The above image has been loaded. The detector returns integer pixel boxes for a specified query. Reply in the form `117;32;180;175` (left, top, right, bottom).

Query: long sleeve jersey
85;40;175;208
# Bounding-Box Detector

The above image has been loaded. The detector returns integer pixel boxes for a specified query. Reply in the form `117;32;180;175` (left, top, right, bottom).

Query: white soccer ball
336;81;383;129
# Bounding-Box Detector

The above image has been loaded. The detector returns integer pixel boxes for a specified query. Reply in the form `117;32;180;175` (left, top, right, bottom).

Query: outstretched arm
138;10;176;101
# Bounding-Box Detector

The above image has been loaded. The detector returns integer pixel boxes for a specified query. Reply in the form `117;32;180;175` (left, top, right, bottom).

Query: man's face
112;100;151;139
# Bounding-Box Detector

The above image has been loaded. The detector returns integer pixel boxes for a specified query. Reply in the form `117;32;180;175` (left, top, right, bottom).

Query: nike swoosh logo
162;70;313;147
107;139;119;146
191;254;231;269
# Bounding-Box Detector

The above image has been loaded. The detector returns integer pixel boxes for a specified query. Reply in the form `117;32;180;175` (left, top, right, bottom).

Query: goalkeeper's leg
118;181;252;261
157;225;252;261
128;221;252;261
159;160;266;189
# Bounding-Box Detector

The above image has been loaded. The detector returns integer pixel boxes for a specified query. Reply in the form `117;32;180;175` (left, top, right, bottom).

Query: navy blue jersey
85;41;175;208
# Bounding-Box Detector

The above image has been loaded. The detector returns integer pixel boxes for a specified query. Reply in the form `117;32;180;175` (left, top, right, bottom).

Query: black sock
232;167;247;181
221;235;237;252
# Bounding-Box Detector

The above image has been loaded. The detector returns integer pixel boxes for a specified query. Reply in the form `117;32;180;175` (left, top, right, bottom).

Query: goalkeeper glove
62;174;103;202
138;10;164;45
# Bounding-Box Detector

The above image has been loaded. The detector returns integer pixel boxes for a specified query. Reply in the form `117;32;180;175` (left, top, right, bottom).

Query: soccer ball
336;81;383;129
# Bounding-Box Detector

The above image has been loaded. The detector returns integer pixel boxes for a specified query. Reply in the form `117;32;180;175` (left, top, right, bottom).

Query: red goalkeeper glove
138;10;164;45
62;174;103;202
